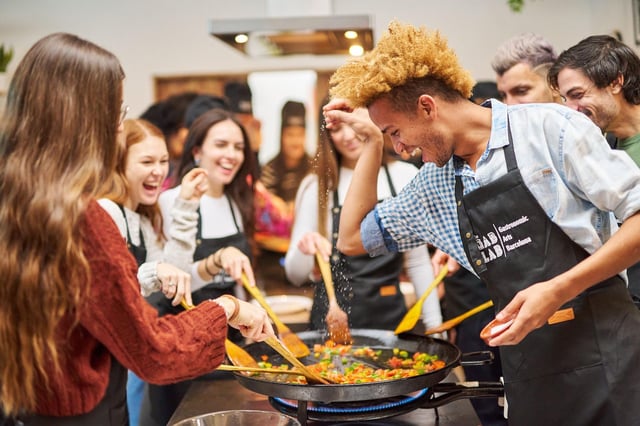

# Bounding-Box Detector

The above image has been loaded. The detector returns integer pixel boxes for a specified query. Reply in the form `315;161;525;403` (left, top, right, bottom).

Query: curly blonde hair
329;20;475;107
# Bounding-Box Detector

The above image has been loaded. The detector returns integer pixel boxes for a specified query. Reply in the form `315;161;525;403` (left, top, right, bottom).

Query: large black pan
232;329;462;403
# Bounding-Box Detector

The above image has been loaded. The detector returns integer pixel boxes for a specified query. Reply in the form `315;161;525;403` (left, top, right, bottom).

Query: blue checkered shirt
361;100;640;273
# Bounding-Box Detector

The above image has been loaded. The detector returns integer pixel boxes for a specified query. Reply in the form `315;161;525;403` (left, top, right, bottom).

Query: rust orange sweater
35;200;228;416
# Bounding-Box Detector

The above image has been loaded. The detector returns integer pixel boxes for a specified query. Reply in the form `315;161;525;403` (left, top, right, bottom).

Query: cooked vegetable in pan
255;340;446;385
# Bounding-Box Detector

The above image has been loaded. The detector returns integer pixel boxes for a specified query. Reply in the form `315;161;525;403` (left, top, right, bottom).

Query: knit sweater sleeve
80;201;228;384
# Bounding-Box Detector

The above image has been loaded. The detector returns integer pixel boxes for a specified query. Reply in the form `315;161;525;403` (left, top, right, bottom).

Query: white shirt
159;186;245;294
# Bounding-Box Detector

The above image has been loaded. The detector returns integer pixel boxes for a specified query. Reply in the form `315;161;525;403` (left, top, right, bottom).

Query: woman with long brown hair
0;33;273;425
284;97;442;332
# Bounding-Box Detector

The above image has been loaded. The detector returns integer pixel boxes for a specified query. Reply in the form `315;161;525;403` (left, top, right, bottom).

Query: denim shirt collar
453;99;510;176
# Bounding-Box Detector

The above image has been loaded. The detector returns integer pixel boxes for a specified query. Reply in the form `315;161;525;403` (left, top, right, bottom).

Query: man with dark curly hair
326;20;640;426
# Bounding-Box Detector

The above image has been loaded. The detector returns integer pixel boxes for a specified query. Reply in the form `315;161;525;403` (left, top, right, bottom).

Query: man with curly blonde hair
326;20;640;426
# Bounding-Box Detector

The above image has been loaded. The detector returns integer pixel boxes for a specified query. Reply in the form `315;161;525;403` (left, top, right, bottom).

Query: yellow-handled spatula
394;265;448;334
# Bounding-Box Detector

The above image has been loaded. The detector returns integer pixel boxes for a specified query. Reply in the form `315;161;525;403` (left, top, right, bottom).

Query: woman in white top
285;99;443;332
158;108;258;309
148;108;259;424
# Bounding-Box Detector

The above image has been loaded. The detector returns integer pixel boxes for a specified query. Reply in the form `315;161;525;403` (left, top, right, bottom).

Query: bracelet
218;295;240;322
203;256;216;277
213;248;225;269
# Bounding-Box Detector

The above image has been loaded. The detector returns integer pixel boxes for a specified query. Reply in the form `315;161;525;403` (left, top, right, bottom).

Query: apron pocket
502;295;601;382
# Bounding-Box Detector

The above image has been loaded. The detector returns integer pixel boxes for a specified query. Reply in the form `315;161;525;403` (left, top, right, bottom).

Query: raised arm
323;99;384;255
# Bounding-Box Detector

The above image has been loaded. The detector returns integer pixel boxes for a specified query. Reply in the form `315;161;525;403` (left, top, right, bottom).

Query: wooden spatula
216;364;306;376
265;336;332;384
180;299;259;367
315;252;352;345
424;300;494;336
394;265;448;335
240;274;310;358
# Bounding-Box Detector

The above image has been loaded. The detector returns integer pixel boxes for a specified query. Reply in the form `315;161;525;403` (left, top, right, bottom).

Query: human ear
417;94;436;118
610;74;624;94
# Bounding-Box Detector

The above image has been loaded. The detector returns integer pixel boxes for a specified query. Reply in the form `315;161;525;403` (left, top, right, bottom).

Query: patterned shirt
362;100;640;273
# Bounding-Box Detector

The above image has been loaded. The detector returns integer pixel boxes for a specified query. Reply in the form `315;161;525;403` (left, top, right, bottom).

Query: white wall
0;0;635;117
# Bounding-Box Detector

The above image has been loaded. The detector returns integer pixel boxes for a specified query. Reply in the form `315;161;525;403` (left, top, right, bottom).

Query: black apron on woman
147;195;250;333
455;121;640;425
118;203;147;267
142;195;251;426
310;165;407;331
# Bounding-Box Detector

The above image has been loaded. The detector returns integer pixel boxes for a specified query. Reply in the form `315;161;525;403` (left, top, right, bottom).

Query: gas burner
269;389;432;423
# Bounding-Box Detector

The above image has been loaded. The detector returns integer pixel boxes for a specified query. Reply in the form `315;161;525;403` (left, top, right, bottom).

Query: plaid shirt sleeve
361;160;473;271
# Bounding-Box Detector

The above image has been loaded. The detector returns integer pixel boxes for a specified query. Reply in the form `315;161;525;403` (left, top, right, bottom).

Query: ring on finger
168;281;177;288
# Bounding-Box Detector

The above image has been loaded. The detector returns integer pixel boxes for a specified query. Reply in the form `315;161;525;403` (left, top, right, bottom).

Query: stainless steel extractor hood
209;15;374;57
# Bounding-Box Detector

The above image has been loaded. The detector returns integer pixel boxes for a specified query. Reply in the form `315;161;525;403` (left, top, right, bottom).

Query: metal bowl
171;409;300;426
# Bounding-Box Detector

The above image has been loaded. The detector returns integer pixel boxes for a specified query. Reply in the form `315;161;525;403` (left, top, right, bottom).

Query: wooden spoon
240;273;310;358
264;336;332;384
424;300;494;336
216;364;305;376
315;252;352;345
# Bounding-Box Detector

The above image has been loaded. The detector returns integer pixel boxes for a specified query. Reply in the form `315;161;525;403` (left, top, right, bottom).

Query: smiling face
497;62;557;105
368;97;452;167
124;135;169;210
193;119;245;195
328;122;363;169
555;67;620;132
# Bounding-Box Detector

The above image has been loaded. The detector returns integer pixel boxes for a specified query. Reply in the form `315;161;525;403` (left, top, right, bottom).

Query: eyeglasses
119;105;130;125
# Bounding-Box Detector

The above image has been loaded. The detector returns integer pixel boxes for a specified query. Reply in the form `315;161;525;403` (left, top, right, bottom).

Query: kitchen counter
167;373;483;425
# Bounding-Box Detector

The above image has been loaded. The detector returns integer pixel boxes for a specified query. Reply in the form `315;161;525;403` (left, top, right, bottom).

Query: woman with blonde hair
0;32;273;425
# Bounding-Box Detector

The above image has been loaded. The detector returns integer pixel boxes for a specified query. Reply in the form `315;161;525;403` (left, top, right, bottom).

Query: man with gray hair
492;33;560;104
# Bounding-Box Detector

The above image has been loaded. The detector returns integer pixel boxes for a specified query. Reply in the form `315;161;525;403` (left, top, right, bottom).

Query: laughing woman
97;118;209;426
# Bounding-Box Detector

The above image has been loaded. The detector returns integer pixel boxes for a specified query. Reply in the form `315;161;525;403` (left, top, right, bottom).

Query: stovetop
168;374;482;425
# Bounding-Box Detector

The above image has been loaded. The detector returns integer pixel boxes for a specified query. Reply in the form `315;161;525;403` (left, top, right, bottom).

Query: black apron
3;357;128;426
455;121;640;425
310;166;406;331
118;204;146;267
147;195;250;335
143;195;250;426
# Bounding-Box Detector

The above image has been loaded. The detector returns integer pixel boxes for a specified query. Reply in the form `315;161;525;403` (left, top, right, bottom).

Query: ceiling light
209;15;374;57
349;44;364;57
344;30;358;40
234;34;249;44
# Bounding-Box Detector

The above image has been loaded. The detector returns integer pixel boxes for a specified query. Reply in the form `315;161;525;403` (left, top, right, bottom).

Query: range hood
209;14;374;57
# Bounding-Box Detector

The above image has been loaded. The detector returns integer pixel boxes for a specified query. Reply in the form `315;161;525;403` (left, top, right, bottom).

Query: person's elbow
336;232;367;256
